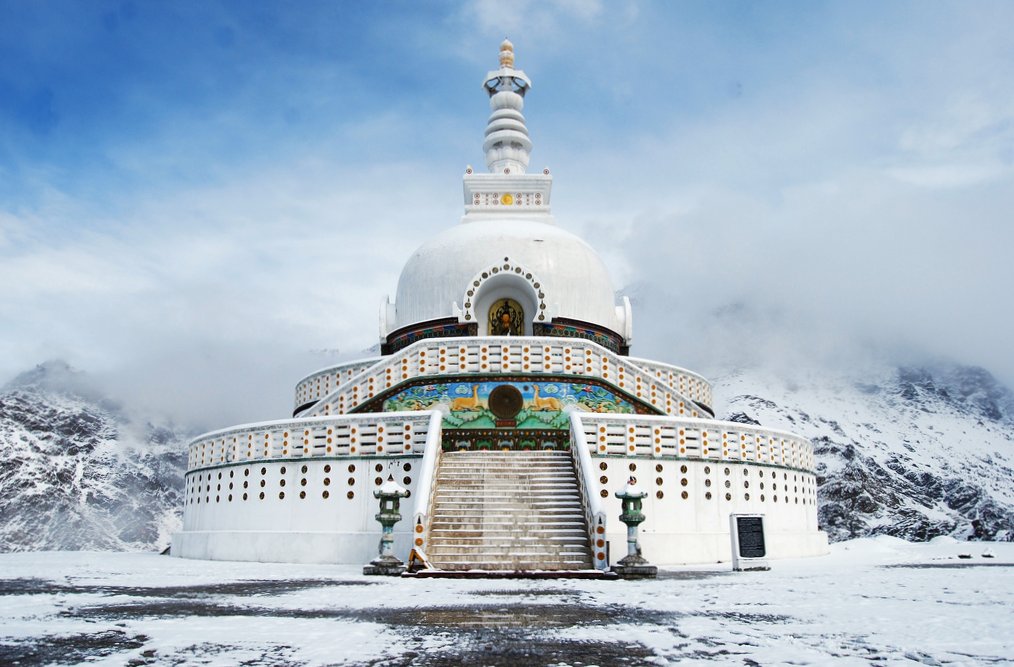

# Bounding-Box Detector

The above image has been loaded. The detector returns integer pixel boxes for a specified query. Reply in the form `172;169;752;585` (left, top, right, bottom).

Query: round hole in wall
279;492;285;500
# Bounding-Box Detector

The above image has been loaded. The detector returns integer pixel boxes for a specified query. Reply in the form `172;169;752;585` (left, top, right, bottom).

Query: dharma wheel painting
488;298;524;335
382;380;641;430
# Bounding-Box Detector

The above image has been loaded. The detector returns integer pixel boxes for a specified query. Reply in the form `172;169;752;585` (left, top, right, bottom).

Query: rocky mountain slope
716;362;1014;542
0;361;188;552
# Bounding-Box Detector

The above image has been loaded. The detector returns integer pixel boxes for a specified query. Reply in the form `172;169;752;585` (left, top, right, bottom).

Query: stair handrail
411;409;444;562
569;410;609;571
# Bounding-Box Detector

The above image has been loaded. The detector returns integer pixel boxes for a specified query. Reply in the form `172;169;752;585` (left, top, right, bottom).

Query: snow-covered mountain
1;357;1011;553
716;362;1014;543
0;361;188;553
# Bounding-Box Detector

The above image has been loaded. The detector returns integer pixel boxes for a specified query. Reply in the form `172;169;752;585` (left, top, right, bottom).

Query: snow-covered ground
1;538;1011;666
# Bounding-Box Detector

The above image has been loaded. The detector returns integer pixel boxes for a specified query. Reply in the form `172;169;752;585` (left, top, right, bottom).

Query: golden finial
499;38;514;68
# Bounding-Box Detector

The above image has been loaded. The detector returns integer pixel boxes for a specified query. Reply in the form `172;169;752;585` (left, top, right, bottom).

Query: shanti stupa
172;41;828;572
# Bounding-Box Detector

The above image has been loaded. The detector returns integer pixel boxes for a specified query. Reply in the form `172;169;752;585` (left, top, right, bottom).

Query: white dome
388;218;629;339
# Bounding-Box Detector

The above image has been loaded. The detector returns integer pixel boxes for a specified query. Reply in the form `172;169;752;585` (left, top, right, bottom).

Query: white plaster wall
595;458;826;566
176;454;827;566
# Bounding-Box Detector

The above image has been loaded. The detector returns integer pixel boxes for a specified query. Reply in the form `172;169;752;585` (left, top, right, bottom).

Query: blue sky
2;1;1012;426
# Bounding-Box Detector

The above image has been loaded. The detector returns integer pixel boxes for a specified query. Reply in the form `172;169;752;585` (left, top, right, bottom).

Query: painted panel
382;380;638;430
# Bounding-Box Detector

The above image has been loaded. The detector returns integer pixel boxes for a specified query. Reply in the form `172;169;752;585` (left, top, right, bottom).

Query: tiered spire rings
482;39;533;174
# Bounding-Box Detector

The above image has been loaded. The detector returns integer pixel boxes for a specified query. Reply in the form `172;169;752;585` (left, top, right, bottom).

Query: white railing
185;411;438;472
411;411;445;557
577;413;815;472
569;412;609;571
304;336;705;420
292;357;383;413
627;357;713;413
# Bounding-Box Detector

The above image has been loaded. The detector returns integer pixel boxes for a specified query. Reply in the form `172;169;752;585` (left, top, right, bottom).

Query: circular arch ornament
460;259;548;325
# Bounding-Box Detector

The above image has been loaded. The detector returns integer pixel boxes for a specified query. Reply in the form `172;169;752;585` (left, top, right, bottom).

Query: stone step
432;509;583;518
429;524;587;533
429;445;592;572
428;542;589;552
430;559;593;570
433;499;582;505
427;527;588;539
436;472;572;478
437;473;572;477
428;534;588;543
431;511;584;520
434;485;578;493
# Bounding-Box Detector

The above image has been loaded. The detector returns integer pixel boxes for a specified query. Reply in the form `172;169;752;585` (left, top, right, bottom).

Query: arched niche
473;273;539;336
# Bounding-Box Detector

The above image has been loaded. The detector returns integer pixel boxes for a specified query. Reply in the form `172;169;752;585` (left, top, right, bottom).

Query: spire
481;38;533;174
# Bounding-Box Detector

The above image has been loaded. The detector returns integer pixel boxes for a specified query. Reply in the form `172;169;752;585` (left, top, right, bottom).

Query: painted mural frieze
382;380;637;430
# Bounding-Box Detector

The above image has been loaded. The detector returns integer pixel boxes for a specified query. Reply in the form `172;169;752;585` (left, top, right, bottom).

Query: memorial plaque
736;516;766;558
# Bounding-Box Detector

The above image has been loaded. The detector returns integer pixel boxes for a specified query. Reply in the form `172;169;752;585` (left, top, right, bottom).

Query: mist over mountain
1;342;1011;553
717;362;1014;543
0;361;189;552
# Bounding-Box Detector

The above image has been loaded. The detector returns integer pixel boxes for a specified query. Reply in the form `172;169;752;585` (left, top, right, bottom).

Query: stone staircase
427;449;594;572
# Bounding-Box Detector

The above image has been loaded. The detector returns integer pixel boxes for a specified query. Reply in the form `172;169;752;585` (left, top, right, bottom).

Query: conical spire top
481;39;532;174
499;38;514;68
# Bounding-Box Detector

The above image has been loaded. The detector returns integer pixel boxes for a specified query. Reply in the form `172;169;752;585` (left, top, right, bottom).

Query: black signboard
736;516;766;558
